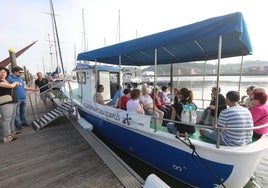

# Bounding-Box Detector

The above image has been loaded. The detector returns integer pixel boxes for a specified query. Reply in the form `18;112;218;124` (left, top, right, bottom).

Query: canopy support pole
119;55;122;87
215;35;222;148
201;60;207;108
194;40;209;109
153;48;158;131
170;64;173;92
95;60;98;88
238;56;244;93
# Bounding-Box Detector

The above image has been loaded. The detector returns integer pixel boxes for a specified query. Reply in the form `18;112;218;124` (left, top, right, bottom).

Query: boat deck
0;95;143;188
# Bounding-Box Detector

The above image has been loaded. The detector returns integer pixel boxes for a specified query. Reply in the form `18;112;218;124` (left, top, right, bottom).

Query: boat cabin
74;63;121;101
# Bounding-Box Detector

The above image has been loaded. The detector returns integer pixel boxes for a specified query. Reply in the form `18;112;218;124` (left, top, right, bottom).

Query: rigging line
50;10;59;68
50;0;65;77
175;135;226;188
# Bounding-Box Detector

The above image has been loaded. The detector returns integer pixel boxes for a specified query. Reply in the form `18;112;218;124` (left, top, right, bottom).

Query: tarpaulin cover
77;12;252;66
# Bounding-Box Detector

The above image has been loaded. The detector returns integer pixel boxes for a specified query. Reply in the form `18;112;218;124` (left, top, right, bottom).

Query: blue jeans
167;122;177;134
204;129;229;146
15;98;28;130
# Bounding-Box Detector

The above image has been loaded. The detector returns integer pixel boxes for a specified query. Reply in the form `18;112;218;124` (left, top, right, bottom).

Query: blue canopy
77;12;252;66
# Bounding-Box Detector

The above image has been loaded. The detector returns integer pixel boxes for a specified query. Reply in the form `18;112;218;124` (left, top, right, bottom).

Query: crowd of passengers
93;83;268;147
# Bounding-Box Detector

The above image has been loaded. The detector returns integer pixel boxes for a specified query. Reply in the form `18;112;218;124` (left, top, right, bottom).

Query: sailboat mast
42;56;46;74
48;34;54;72
49;0;65;77
82;9;87;52
116;9;121;43
74;44;77;68
118;9;120;43
49;9;59;70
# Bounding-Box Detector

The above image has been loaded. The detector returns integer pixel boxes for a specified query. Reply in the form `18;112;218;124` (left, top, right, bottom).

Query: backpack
179;102;197;124
176;102;197;134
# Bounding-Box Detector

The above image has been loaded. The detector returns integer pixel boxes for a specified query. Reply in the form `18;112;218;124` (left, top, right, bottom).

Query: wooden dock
0;97;144;187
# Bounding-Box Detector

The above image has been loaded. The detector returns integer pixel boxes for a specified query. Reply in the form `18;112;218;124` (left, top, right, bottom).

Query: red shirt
118;95;129;110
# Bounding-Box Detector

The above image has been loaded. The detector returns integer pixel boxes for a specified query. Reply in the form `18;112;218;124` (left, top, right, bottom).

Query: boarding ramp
32;101;73;131
28;79;74;131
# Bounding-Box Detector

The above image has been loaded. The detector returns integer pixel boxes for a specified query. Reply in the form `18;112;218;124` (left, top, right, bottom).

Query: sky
0;0;267;74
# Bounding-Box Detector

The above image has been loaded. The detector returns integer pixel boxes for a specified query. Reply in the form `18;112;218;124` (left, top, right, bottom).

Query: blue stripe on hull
79;109;233;187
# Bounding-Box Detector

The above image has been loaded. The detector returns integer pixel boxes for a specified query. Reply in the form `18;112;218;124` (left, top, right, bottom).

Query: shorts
40;92;53;101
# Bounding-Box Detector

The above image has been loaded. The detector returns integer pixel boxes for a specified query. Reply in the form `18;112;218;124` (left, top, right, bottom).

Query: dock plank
0;117;124;188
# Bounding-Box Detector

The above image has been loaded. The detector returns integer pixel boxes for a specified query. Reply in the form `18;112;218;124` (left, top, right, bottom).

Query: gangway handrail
28;78;68;121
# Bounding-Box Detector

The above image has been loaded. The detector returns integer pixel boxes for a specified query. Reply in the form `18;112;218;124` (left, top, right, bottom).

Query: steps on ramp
32;101;73;131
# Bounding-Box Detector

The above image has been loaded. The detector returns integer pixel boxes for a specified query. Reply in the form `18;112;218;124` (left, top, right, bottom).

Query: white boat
62;12;268;187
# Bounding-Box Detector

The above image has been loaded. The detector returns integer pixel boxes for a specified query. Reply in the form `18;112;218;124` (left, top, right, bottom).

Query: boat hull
78;108;234;187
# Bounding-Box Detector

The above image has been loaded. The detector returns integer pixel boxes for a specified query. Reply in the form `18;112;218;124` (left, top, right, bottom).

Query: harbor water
156;75;268;108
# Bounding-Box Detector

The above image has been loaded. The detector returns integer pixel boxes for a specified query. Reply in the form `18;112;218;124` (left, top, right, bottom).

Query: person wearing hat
7;66;36;131
0;67;20;143
200;90;253;146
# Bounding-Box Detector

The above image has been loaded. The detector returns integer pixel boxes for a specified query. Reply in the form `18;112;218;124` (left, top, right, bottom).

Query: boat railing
151;116;268;148
63;81;268;148
28;78;69;121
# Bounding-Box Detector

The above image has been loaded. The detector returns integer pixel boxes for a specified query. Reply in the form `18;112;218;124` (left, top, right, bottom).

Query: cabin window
77;72;86;84
109;73;118;82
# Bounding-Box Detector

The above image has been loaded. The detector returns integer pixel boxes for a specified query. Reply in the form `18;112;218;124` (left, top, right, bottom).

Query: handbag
0;95;13;105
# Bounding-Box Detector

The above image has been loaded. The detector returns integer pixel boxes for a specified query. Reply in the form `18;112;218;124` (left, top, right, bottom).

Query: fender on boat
77;117;93;131
143;174;170;188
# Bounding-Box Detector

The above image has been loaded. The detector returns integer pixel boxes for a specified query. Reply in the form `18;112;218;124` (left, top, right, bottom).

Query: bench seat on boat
150;124;215;144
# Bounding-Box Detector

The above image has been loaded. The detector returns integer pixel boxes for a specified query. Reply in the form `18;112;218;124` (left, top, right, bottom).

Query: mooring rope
176;135;226;188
